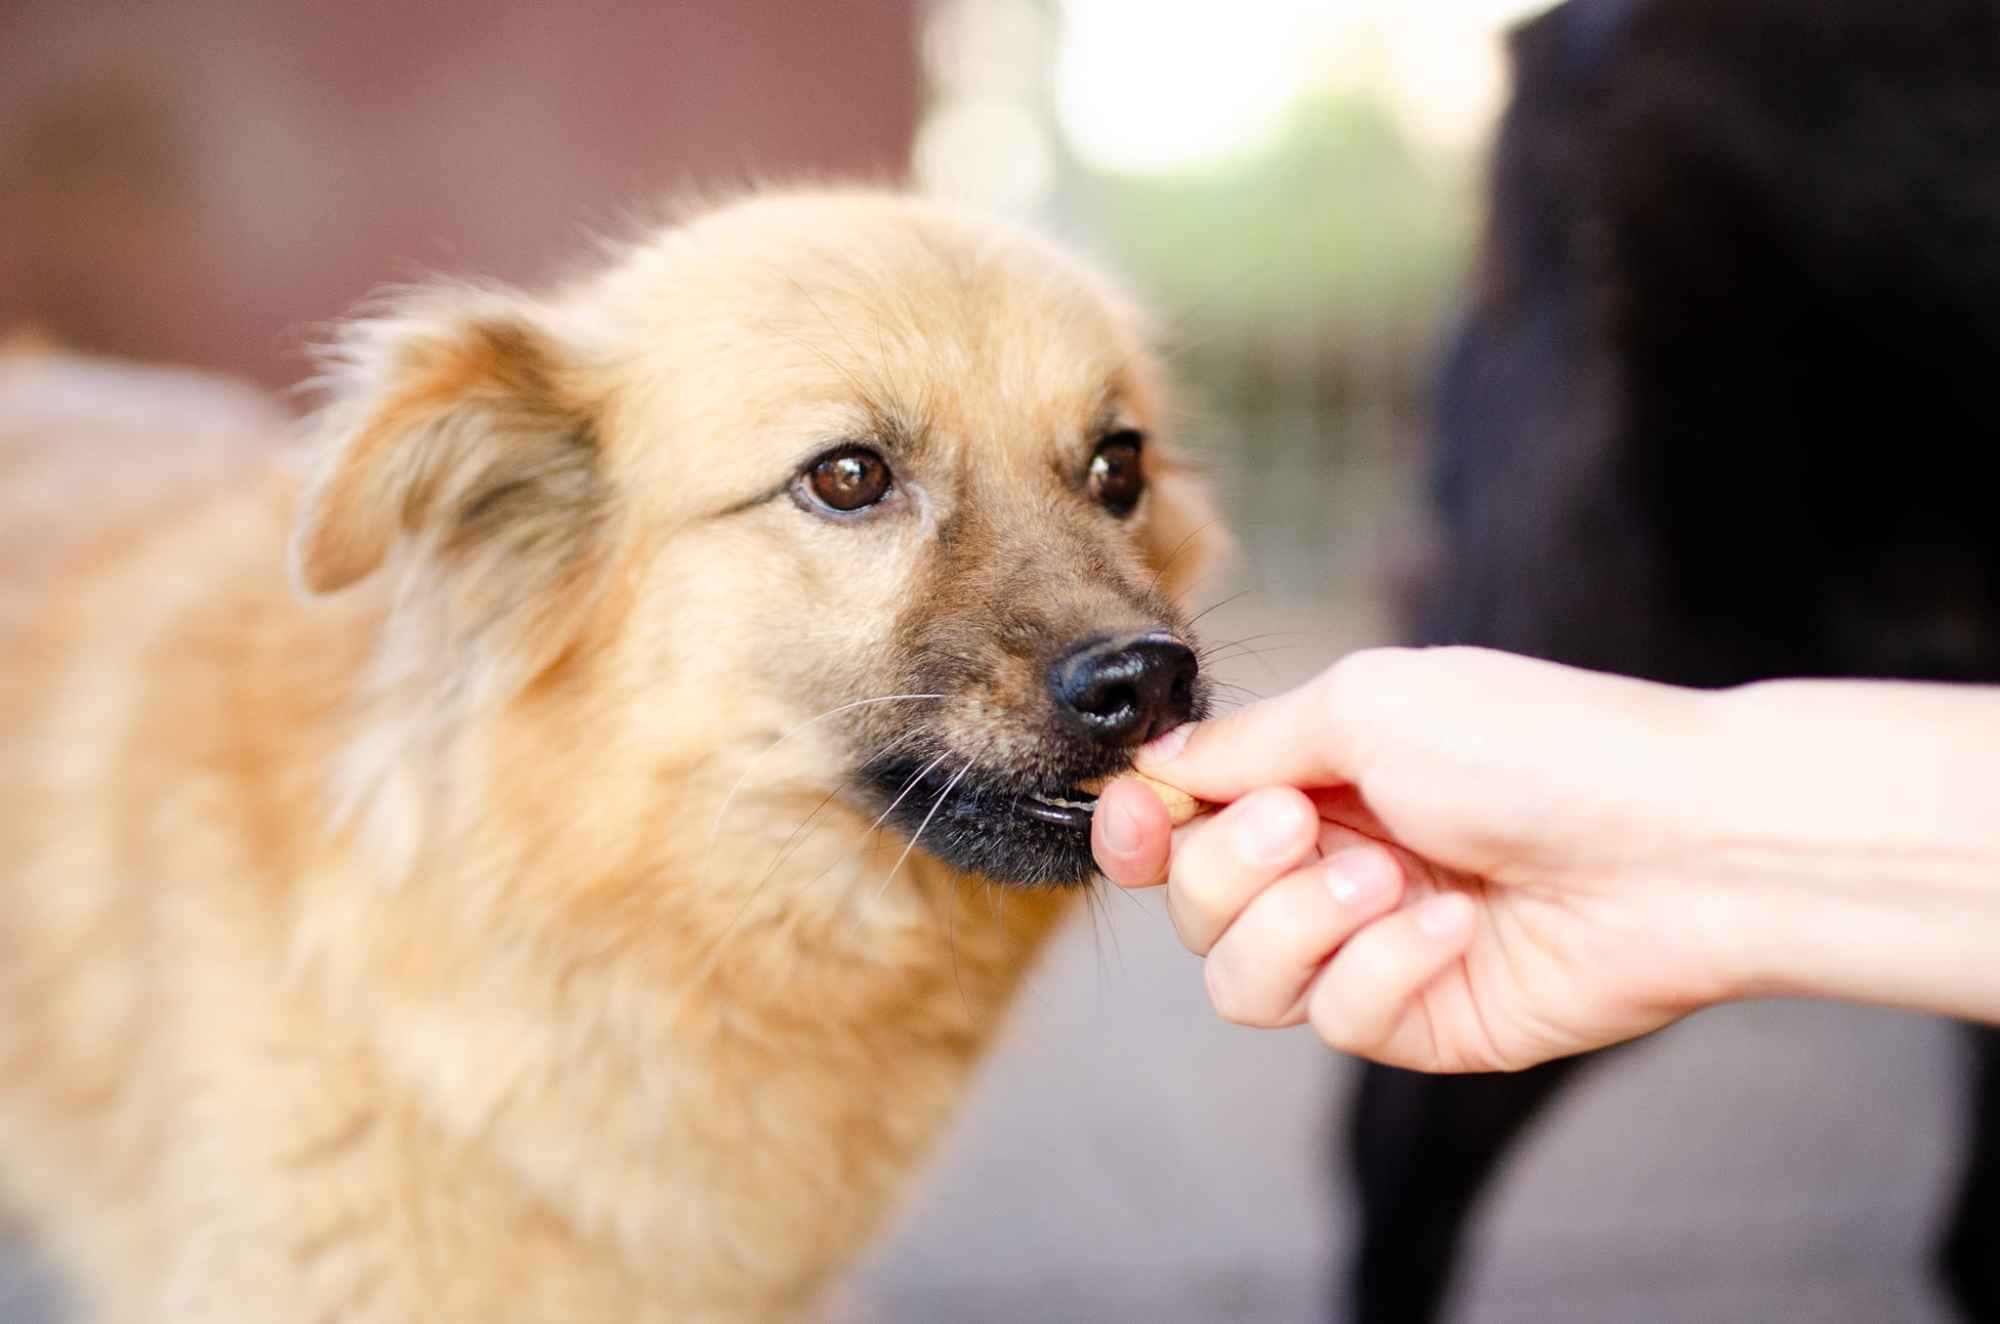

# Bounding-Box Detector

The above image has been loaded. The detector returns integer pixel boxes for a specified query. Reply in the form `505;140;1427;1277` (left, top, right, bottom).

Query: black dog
1347;0;2000;1318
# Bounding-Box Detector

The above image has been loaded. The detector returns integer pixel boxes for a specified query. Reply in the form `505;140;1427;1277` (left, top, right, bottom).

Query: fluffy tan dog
0;190;1225;1322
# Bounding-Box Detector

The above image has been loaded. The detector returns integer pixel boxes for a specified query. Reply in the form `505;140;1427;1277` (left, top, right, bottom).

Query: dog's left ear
292;287;609;680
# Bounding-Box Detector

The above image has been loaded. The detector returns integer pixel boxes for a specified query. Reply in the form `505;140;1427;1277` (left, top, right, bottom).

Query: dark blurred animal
1348;0;2000;1319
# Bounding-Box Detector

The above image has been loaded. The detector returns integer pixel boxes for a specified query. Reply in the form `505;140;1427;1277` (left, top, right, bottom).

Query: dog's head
294;190;1226;890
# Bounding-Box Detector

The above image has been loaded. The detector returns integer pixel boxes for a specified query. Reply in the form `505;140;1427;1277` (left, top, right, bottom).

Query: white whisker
866;756;974;911
750;726;931;892
870;751;954;839
759;749;956;946
698;694;944;888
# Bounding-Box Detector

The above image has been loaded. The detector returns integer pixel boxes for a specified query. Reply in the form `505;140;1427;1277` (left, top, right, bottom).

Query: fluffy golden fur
0;190;1224;1322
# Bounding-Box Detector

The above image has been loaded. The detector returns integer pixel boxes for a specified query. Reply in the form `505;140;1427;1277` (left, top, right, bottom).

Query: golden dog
0;189;1225;1322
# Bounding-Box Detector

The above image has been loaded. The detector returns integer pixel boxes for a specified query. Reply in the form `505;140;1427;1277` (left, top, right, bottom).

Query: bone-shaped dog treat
1079;772;1207;826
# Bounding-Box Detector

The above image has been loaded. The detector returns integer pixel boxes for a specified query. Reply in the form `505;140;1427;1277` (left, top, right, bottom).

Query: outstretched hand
1093;647;1947;1071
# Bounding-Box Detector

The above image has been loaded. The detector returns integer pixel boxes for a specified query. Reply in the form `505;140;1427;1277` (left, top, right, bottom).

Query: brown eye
1087;430;1145;516
804;446;893;513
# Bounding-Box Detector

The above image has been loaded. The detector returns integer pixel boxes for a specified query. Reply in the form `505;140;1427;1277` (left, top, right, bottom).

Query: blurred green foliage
1073;90;1477;433
1065;89;1481;592
1081;92;1474;329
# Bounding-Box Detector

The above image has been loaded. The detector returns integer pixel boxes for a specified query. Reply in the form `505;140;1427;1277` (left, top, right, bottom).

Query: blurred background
1;1;1980;1321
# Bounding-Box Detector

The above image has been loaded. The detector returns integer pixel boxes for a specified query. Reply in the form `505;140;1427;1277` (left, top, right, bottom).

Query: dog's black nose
1050;632;1199;746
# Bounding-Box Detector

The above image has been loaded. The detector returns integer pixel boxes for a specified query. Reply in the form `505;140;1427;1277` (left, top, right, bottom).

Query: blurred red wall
0;0;919;386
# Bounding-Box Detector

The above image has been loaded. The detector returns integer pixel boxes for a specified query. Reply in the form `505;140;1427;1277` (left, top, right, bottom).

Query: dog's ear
293;287;609;678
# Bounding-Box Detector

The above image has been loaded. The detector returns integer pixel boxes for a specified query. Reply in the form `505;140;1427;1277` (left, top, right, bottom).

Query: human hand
1092;647;1749;1072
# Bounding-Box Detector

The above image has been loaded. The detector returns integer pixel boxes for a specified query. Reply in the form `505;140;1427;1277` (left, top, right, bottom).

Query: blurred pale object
1368;0;1535;150
915;99;1054;213
925;0;1051;99
1054;0;1551;174
1056;0;1318;174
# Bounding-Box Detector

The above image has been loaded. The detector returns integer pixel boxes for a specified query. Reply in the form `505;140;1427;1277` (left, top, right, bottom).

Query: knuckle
1337;934;1405;993
1202;953;1241;1021
1322;650;1397;743
1308;993;1366;1055
1203;948;1268;1026
1325;647;1397;704
1165;891;1213;955
1177;867;1227;922
1306;939;1401;1055
1169;873;1231;953
1263;874;1321;942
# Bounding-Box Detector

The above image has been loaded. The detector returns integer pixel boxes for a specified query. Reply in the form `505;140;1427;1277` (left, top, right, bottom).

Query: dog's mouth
854;757;1119;887
1015;782;1101;828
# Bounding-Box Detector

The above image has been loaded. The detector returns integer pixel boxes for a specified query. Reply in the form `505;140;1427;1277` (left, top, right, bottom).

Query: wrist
1673;679;2000;1020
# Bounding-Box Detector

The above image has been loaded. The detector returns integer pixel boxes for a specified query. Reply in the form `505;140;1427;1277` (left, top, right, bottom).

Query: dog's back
0;350;289;628
0;351;327;1318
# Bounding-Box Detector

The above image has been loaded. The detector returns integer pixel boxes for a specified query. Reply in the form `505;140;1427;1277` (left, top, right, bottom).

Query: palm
1376;852;1704;1072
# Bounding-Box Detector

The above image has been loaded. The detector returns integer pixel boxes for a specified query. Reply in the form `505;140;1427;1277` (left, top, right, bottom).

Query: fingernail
1100;798;1142;856
1234;794;1305;866
1325;848;1391;906
1414;893;1473;939
1139;722;1192;765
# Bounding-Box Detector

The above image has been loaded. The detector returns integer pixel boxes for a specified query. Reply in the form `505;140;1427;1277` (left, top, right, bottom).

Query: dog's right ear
292;287;609;676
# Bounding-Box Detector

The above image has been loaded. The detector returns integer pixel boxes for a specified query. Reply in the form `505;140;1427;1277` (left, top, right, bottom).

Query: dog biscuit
1080;772;1206;826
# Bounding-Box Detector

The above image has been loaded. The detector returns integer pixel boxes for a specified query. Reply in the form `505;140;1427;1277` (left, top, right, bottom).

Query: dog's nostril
1050;632;1199;747
1077;682;1138;720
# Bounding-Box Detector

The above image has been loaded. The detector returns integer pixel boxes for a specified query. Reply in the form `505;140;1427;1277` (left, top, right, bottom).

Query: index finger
1136;648;1411;801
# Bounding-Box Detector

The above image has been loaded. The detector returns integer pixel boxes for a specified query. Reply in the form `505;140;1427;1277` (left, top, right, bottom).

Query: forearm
1687;678;2000;1022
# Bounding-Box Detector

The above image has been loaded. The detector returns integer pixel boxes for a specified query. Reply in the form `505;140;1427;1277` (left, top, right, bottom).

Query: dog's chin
856;756;1111;887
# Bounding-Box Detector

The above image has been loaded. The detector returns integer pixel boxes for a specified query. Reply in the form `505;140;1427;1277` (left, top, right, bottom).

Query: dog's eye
1087;431;1145;516
803;446;893;513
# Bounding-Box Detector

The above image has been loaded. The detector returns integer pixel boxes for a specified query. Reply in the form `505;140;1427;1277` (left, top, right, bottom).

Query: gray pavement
841;890;1965;1323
